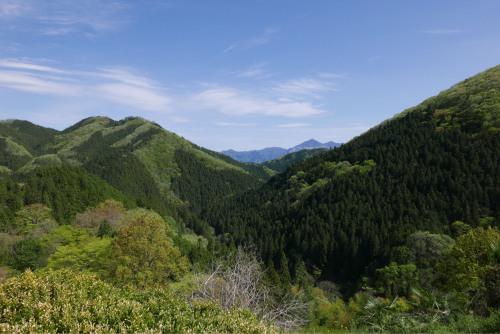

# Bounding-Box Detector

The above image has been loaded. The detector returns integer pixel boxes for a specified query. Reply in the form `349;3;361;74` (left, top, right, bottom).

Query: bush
0;269;279;333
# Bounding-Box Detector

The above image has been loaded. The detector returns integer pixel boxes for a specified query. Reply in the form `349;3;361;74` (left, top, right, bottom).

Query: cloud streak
0;59;330;119
273;78;338;97
0;0;129;33
192;88;325;118
224;28;278;53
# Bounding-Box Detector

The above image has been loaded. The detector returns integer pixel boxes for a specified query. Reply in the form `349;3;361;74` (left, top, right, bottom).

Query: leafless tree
193;246;309;332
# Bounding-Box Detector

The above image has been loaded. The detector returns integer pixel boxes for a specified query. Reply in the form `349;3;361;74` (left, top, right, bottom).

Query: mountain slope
202;64;500;285
0;117;265;233
222;140;342;163
221;147;288;163
260;148;327;172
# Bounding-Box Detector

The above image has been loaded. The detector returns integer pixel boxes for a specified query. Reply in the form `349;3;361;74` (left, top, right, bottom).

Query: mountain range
203;64;500;287
0;66;500;320
221;139;342;163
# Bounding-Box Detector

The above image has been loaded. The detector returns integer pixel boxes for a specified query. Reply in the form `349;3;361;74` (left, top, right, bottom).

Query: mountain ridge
221;139;342;163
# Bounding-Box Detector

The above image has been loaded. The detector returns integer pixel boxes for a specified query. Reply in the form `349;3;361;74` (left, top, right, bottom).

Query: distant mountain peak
222;139;343;162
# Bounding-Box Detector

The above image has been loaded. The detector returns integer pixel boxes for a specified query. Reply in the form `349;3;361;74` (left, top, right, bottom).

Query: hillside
202;64;500;286
260;148;327;172
222;139;342;163
0;117;267;219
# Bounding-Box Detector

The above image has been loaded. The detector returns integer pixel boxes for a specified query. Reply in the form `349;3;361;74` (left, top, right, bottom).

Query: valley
1;64;500;332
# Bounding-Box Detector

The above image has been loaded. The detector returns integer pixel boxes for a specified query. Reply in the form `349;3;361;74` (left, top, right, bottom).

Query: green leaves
111;213;189;287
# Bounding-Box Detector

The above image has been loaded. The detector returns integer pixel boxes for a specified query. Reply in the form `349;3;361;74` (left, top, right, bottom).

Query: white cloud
234;62;270;78
0;59;332;119
318;72;344;79
418;29;461;34
224;28;278;53
273;78;337;97
0;59;67;73
0;70;81;95
0;0;31;17
0;59;172;112
192;88;325;118
1;0;129;33
277;123;309;128
97;83;171;112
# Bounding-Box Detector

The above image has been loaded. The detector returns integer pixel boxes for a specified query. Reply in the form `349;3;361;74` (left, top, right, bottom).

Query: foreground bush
0;269;279;333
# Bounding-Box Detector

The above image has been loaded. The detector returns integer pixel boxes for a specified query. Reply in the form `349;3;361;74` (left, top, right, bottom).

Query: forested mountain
221;139;342;163
202;64;500;288
0;116;267;228
221;147;288;163
288;139;342;153
260;148;327;172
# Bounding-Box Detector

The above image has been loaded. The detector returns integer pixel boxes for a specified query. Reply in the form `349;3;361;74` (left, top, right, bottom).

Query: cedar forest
1;65;500;332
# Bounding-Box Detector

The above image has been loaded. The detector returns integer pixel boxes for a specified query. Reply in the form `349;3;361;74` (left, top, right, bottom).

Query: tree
375;262;418;299
15;203;53;234
45;236;111;274
97;219;115;238
112;214;189;287
438;226;500;292
9;237;44;271
194;246;309;331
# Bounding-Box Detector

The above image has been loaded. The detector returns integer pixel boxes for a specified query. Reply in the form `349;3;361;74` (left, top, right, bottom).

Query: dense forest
2;65;500;332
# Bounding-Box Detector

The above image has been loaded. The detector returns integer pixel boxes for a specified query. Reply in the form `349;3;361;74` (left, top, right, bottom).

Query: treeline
171;149;264;215
1;166;135;228
202;111;500;286
260;148;327;172
192;143;272;181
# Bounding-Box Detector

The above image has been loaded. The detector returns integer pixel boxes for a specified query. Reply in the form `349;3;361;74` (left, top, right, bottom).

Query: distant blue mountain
221;139;343;163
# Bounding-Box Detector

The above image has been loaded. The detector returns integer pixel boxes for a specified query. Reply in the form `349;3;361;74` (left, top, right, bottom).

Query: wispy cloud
277;123;309;128
214;122;258;126
0;58;172;112
273;78;337;98
0;59;330;119
0;59;67;73
192;88;325;118
0;70;81;95
235;62;268;78
0;0;31;17
0;0;130;34
318;72;344;79
224;28;278;53
365;56;380;62
418;29;462;34
97;83;171;112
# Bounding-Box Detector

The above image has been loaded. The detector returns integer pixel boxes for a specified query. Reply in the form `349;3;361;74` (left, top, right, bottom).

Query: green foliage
204;108;500;286
438;227;500;291
96;219;115;238
450;220;472;238
375;262;418;299
45;236;111;274
406;230;455;289
261;148;327;172
8;237;45;271
111;213;189;287
222;147;288;163
193;143;272;180
171;148;263;215
0;269;280;333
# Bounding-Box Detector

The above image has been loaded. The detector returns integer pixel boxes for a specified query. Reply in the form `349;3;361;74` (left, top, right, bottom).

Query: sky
1;1;500;151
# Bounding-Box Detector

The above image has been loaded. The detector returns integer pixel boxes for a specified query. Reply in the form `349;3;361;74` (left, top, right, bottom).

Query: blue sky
1;1;500;151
